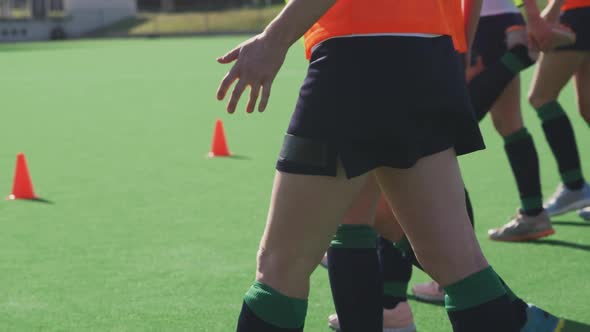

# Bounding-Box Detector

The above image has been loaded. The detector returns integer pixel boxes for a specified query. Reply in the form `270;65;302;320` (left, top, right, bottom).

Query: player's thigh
574;53;590;122
257;168;368;296
374;148;487;287
529;51;586;108
373;194;405;242
490;76;525;136
341;174;381;226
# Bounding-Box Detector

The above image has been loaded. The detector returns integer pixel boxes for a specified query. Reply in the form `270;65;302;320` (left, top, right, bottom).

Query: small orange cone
8;153;37;200
208;119;231;157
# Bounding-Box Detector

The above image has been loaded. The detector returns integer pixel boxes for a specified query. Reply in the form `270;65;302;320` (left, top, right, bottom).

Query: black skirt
558;7;590;51
277;36;485;178
473;13;526;66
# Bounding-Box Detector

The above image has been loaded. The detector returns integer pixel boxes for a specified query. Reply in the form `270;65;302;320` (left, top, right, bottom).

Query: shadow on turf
552;220;590;227
523;238;590;252
563;319;590;332
228;154;251;160
10;197;54;204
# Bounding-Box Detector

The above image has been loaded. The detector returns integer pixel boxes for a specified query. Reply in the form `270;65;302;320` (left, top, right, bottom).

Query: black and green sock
237;281;307;331
497;276;529;329
445;267;519;332
536;101;585;190
500;45;535;74
327;225;382;331
378;236;412;309
503;128;544;216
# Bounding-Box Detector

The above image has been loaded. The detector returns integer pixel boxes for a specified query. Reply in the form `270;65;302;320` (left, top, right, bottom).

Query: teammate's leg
327;175;383;332
528;51;590;216
375;149;519;332
575;54;590;220
470;44;535;121
487;75;554;241
236;169;368;332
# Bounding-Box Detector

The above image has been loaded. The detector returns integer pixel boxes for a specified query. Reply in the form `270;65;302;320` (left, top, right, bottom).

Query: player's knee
414;243;488;286
256;246;315;285
528;91;556;109
492;118;522;137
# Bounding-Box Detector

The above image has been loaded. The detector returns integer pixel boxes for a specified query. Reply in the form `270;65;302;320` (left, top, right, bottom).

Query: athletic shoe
328;302;416;332
319;253;328;269
521;304;565;332
506;25;539;61
488;210;555;242
411;280;445;303
579;207;590;221
544;183;590;217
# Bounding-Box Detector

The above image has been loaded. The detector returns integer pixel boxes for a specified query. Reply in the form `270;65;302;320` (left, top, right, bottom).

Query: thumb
217;47;241;64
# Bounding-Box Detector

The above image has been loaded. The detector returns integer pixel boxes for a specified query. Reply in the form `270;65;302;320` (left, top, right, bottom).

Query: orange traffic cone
208;119;231;157
8;153;37;200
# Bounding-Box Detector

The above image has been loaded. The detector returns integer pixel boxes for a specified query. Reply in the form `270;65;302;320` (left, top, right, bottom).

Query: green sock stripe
536;101;566;122
330;225;377;248
393;236;412;256
561;169;583;185
497;276;517;302
444;267;506;312
384;282;409;297
501;52;526;73
521;196;543;212
503;127;530;145
244;281;307;329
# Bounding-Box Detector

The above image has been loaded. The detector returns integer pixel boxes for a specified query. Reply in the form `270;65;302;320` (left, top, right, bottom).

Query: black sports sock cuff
331;225;377;248
536;101;566;122
503;127;531;145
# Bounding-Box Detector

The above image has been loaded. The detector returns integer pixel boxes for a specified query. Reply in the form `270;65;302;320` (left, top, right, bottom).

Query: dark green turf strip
0;38;588;331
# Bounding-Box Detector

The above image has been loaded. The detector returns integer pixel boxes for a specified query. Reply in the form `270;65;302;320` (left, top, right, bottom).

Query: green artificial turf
0;37;589;331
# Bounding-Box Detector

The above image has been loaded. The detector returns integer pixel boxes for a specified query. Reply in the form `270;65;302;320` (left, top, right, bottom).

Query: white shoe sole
546;197;590;217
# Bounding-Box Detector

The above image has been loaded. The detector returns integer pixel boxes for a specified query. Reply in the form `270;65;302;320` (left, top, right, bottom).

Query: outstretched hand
216;33;288;114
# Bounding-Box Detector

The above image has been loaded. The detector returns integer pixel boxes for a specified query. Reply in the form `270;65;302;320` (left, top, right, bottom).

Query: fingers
217;47;240;64
228;80;247;114
246;84;261;114
217;67;238;100
259;82;272;113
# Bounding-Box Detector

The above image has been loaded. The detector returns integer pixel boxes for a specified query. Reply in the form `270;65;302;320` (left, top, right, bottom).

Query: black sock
537;101;585;190
378;236;412;309
445;267;519;332
497;276;528;329
328;225;382;332
503;128;544;216
448;295;519;332
470;45;534;122
237;282;307;332
237;301;304;332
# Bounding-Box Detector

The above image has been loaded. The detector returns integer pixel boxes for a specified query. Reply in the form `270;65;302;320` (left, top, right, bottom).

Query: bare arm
463;0;483;53
216;0;336;114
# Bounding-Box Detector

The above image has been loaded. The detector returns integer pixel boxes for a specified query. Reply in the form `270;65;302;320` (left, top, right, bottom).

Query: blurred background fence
98;0;284;37
0;0;284;41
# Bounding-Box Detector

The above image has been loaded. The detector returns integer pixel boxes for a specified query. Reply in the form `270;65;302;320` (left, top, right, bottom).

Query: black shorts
558;7;590;51
473;13;526;66
276;36;486;178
